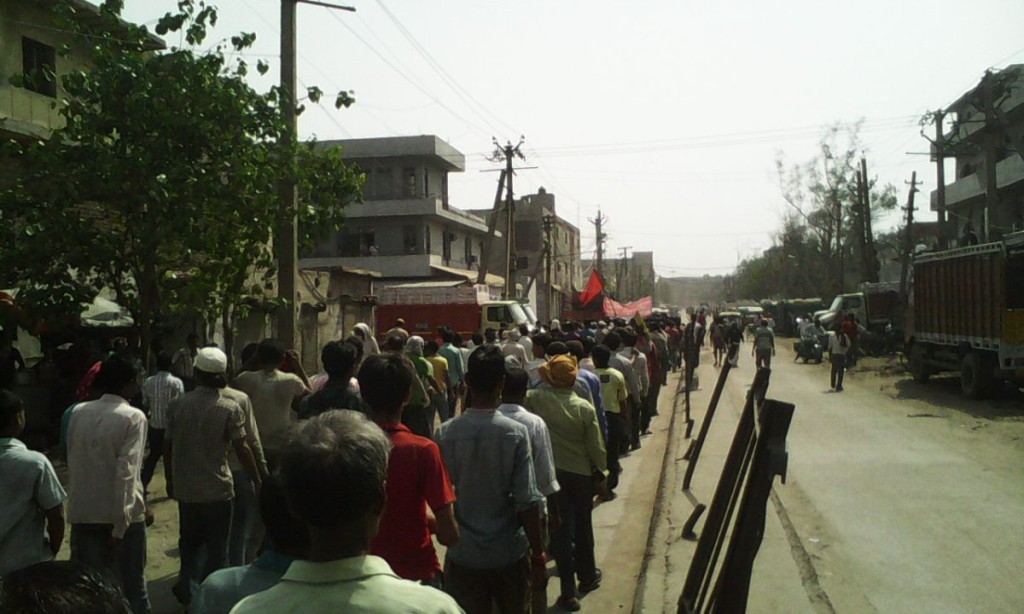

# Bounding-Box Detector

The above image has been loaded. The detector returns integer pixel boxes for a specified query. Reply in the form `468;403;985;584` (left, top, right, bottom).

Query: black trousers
606;412;625;489
140;427;165;489
550;470;598;600
830;355;847;389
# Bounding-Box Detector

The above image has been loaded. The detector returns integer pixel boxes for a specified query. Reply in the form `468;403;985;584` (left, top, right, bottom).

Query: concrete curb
631;371;688;613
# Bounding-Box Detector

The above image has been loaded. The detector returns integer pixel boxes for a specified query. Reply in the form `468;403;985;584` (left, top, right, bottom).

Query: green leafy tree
773;123;897;297
1;0;362;361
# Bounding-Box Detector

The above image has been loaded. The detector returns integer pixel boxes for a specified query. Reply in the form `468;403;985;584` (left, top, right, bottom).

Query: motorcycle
793;329;824;364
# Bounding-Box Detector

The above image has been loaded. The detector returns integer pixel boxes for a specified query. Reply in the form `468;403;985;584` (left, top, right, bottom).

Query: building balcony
345;198;491;233
301;253;436;279
930;154;1024;210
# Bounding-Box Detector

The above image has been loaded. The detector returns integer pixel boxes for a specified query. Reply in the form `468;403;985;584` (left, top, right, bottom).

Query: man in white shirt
140;352;184;494
604;330;642;451
498;368;559;499
501;328;529;367
66;356;150;614
827;325;851;392
517;324;534;358
234;339;310;469
497;366;559;614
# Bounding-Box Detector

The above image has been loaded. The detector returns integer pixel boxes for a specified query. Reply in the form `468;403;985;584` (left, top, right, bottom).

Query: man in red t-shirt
358;353;458;585
842;314;859;368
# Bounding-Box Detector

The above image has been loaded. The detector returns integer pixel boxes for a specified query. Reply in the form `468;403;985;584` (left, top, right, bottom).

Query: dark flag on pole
579;269;605;307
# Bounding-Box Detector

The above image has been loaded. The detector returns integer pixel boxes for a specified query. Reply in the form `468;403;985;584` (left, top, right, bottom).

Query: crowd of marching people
0;314;694;614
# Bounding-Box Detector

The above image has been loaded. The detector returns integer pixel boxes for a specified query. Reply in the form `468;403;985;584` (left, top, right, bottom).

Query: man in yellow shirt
423;340;450;422
592;344;626;494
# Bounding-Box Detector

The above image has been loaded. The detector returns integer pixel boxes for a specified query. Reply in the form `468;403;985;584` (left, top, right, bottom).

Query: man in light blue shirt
194;476;307;614
0;390;66;577
436;345;547;614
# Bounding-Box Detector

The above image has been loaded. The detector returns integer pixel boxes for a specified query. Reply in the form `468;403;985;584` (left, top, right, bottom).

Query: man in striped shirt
140;353;184;493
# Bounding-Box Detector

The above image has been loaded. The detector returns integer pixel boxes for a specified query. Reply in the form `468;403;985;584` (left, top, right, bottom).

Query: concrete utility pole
276;0;353;351
590;208;608;278
617;246;632;300
899;172;920;309
488;138;526;299
933;110;948;247
860;157;879;283
276;0;299;349
476;169;507;285
982;71;999;242
542;214;555;322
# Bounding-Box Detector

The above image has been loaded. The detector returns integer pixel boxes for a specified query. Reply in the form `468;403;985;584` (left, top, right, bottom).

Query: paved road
642;345;1024;613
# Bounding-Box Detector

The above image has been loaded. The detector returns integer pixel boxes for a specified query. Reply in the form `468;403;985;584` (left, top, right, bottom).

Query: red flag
579;270;605;306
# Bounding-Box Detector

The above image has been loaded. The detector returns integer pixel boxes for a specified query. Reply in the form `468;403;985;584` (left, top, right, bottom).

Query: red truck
906;233;1024;398
376;284;537;341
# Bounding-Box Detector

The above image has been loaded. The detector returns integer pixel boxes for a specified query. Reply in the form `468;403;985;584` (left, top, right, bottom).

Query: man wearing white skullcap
164;347;263;607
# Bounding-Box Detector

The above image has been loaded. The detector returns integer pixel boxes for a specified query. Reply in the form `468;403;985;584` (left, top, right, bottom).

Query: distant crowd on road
0;312;711;614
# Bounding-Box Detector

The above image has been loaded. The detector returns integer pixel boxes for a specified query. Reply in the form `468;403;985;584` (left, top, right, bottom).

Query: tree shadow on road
889;375;1022;421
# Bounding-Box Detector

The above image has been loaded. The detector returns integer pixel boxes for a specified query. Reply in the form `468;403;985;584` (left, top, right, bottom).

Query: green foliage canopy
1;0;362;347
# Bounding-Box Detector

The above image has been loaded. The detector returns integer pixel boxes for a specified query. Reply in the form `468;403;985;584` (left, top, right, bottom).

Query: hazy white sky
123;0;1024;278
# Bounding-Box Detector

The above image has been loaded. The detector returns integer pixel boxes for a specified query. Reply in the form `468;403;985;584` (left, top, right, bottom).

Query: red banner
602;296;654;319
578;270;605;307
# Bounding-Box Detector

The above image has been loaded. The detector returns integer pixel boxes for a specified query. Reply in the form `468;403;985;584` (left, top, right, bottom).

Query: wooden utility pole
276;0;354;351
899;172;920;308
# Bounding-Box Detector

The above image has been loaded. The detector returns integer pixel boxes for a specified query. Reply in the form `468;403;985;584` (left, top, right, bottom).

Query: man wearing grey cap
164;347;263;606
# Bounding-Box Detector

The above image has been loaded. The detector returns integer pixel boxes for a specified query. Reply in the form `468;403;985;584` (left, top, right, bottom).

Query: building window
345;229;375;256
404;167;416;197
441;173;449;208
424;226;432;253
424;171;430;198
375;167;393;199
464;234;473;264
22;37;56;98
361;169;374;200
336;231;359;257
403;225;419;254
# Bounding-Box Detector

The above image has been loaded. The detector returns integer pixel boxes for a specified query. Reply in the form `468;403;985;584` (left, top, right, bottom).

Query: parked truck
815;282;901;333
906;233;1024;398
376;283;537;341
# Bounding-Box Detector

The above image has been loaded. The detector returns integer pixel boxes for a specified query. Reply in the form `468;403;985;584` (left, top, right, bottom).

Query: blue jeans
175;500;233;604
550;470;598;600
71;522;150;614
229;471;258;566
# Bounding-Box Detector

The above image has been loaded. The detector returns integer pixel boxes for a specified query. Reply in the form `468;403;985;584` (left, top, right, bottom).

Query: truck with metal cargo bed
906;232;1024;398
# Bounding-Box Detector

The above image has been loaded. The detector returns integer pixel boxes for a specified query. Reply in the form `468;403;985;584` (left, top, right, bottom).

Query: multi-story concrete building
303;135;505;291
0;0;163;144
656;275;726;309
930;65;1024;243
469;188;582;322
584;250;657;304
